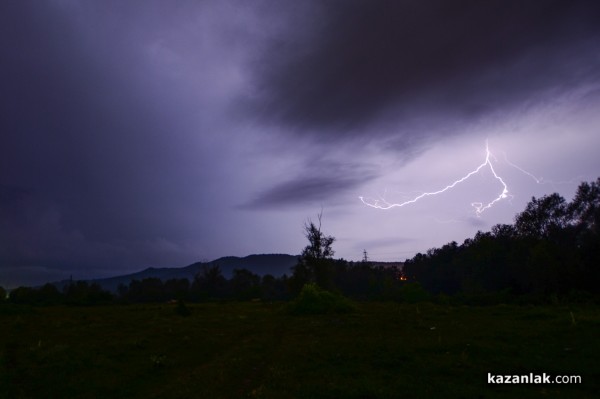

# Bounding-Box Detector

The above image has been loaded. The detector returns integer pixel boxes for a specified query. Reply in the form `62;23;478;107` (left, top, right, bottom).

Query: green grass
1;302;599;398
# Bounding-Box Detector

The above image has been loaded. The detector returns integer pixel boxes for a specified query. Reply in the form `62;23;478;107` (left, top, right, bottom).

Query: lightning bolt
502;152;544;184
359;141;510;216
503;152;584;188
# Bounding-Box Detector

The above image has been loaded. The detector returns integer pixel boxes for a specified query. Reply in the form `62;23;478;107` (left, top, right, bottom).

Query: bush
286;283;355;315
399;282;430;303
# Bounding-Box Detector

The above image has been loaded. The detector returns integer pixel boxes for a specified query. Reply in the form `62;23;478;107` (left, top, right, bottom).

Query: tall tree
291;212;336;292
569;177;600;232
191;264;228;300
514;193;568;239
231;268;261;300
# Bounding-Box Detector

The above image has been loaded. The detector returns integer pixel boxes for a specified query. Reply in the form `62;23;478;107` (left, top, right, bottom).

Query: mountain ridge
54;254;300;292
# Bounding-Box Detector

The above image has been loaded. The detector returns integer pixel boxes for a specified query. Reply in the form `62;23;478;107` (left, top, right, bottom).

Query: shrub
286;283;355;315
399;282;430;303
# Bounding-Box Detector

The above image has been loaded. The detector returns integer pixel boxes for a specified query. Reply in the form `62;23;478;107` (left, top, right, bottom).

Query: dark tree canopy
291;212;337;292
514;193;569;239
301;213;335;261
404;178;600;300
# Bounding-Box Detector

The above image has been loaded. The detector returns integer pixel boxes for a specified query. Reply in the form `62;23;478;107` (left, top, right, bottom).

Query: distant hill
54;254;300;293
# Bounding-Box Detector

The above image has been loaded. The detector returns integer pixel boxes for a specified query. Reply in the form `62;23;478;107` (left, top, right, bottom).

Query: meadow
1;302;599;398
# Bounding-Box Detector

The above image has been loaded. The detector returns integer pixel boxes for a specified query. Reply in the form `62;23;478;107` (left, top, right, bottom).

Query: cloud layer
249;0;600;136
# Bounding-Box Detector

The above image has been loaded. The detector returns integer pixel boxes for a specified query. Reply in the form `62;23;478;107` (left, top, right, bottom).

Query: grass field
1;302;599;398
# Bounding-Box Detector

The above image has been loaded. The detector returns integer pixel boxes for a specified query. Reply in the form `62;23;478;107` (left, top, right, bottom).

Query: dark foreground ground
1;302;599;398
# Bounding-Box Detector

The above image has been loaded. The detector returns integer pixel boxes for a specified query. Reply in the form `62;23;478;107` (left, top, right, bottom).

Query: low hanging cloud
242;160;378;209
242;175;364;209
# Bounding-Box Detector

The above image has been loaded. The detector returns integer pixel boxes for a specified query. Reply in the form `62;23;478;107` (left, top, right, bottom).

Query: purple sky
2;0;600;287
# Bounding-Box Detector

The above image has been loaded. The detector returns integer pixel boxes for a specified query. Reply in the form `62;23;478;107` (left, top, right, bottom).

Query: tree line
2;177;598;306
403;177;600;303
1;260;403;306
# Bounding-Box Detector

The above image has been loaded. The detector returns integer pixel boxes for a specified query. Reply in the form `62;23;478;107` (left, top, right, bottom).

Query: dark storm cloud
1;1;213;240
243;175;361;209
242;161;377;209
0;1;221;283
248;0;600;135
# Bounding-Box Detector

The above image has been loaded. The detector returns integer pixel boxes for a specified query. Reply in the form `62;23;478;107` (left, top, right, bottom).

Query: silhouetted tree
191;264;228;300
164;278;190;300
260;274;289;300
8;286;36;304
117;283;129;301
37;283;63;305
63;281;112;305
126;278;166;303
333;261;367;298
515;193;569;239
566;177;600;291
403;178;600;302
7;284;64;305
231;268;261;300
291;212;336;292
569;177;600;231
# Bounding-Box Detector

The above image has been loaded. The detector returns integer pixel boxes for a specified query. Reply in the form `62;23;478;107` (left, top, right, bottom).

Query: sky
2;0;600;288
